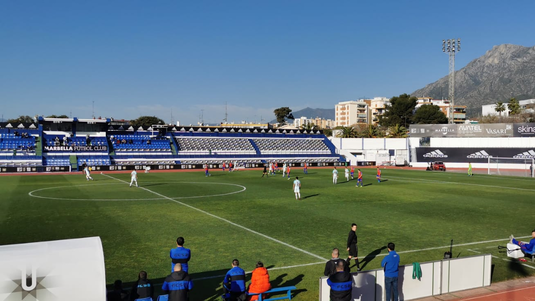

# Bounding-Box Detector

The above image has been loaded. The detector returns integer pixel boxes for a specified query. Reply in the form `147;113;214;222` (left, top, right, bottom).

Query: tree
273;107;294;125
412;104;448;124
7;115;34;124
378;94;417;127
355;124;383;138
130;116;165;129
300;122;318;131
336;126;356;138
508;98;521;115
387;124;408;138
46;115;69;118
495;102;506;116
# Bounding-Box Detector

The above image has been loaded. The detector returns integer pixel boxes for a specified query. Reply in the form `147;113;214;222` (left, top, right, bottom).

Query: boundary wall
319;254;491;301
331;137;535;171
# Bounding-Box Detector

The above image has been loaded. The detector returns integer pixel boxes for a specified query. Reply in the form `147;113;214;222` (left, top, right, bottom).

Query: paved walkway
415;276;535;300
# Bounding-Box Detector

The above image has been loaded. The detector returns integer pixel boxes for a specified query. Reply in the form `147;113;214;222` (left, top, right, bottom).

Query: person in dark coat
130;271;154;300
327;261;352;301
162;263;193;301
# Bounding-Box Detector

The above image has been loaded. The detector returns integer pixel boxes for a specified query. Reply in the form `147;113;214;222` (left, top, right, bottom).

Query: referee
347;223;361;271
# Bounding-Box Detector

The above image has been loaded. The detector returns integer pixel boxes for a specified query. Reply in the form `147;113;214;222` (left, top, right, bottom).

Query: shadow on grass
380;179;389;183
508;258;530;277
303;194;319;199
358;246;387;270
362;183;373;187
270;273;306;298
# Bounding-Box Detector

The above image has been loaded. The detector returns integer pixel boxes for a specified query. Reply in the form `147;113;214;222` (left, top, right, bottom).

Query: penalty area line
102;174;328;261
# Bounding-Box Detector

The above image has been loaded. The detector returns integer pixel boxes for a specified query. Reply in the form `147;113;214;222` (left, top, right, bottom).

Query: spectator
327;260;352;301
248;261;271;301
107;279;129;301
223;259;246;301
324;248;350;276
510;230;535;253
162;263;193;301
130;271;153;301
381;242;400;301
170;237;191;273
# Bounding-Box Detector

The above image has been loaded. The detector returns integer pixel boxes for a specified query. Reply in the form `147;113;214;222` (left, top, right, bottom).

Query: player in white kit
293;176;301;200
345;167;350;182
130;169;138;187
332;167;338;184
84;166;93;181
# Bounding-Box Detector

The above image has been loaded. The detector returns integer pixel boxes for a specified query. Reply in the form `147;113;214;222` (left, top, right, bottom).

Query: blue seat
247;286;297;301
156;295;168;301
134;298;153;301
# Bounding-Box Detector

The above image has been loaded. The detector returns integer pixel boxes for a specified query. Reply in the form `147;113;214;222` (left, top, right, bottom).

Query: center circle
28;182;246;202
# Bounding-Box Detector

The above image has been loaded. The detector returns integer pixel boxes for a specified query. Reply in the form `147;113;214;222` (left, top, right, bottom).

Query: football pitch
1;167;535;300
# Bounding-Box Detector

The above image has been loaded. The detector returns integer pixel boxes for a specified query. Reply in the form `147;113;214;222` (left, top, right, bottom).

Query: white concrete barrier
320;254;491;301
0;237;106;301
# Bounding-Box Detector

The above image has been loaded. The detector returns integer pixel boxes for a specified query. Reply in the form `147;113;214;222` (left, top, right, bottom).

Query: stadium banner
44;145;108;152
409;124;514;137
409;124;457;137
513;123;535;137
0;166;70;173
0;237;106;301
416;147;535;163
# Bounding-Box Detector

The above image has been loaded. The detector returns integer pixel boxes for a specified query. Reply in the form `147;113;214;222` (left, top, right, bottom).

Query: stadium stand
0;119;343;172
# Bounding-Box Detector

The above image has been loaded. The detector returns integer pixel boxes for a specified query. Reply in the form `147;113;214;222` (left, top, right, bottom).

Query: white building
335;100;372;127
482;99;535;117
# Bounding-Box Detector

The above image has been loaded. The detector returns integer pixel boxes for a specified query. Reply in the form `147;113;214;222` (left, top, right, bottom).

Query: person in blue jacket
327;260;352;301
162;263;193;301
222;259;246;301
381;242;400;301
170;237;191;273
510;230;535;253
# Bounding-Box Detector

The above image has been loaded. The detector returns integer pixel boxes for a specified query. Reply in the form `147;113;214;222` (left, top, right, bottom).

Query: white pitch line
102;174;328;261
365;236;532;259
194;261;325;282
388;176;535;193
467;248;535;270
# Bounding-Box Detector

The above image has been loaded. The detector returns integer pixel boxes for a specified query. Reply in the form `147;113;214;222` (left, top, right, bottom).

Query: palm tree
388;124;408;138
495;102;506;116
337;126;356;138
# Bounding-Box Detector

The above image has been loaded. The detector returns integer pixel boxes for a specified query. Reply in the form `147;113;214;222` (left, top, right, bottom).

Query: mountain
411;44;535;116
270;107;335;123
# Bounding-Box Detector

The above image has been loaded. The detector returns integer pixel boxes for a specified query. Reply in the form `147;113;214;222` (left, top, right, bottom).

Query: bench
248;286;297;301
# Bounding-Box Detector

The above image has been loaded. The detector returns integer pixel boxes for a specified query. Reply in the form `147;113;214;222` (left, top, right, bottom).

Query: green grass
1;168;535;300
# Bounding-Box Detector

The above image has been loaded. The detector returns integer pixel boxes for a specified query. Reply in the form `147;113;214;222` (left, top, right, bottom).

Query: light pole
443;38;461;124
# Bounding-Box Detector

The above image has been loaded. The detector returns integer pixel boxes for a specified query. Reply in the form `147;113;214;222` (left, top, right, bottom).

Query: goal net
487;157;534;177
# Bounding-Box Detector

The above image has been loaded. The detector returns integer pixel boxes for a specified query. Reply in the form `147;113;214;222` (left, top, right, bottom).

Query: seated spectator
162;263;193;301
130;271;154;301
223;259;246;301
107;279;129;301
510;230;535;253
248;261;271;301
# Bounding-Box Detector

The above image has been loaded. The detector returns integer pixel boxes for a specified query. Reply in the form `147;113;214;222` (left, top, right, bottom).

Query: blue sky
1;0;534;125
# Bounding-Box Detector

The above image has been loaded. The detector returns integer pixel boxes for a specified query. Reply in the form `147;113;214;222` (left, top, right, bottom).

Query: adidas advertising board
0;237;106;301
416;147;535;163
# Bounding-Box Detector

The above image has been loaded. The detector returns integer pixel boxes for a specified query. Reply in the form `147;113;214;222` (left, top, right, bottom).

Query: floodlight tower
442;38;461;124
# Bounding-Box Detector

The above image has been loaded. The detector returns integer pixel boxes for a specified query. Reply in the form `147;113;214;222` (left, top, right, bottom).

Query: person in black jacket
324;248;350;276
347;223;361;271
162;263;193;301
327;261;352;301
130;271;154;301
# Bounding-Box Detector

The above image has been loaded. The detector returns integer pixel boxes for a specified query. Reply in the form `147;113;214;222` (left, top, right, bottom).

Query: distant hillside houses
482;99;535;117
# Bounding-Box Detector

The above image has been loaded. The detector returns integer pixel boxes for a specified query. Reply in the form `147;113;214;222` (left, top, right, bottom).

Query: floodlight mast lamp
442;38;461;124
